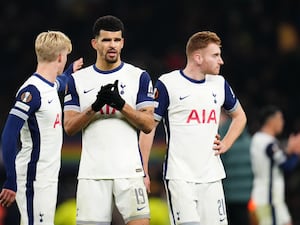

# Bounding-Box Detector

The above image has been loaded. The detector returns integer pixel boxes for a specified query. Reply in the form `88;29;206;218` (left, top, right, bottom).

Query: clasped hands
91;80;125;111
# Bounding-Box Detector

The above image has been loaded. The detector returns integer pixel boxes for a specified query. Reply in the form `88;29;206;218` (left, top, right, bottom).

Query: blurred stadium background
0;0;300;224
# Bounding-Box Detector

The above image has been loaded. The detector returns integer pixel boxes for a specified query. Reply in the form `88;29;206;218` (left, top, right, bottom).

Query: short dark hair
93;15;124;37
258;105;281;126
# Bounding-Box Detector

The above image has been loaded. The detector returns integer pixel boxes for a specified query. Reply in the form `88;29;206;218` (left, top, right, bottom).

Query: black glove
102;80;125;111
91;83;114;112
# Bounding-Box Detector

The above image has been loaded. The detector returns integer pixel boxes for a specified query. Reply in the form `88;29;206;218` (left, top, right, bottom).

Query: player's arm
121;104;155;134
0;85;40;207
286;132;300;155
217;104;247;155
64;92;106;136
121;72;155;133
268;133;300;172
64;83;113;136
56;57;83;92
139;121;159;193
215;80;247;155
0;115;24;207
265;142;299;172
63;71;95;136
102;73;155;134
139;79;167;192
64;108;97;136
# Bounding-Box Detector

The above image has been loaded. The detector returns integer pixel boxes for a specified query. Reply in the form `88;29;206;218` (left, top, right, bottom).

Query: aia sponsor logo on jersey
99;105;117;114
186;109;217;124
53;113;62;128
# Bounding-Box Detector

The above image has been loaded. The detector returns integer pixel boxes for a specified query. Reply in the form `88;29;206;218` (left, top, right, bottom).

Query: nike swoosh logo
179;95;189;100
48;99;53;104
137;206;146;211
219;217;226;222
83;88;95;94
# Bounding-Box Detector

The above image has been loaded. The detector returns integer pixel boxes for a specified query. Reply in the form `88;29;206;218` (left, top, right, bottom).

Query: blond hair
35;31;72;62
186;31;221;56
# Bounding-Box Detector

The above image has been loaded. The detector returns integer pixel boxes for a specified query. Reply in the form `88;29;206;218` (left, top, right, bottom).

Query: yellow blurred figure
54;197;170;225
149;197;170;225
54;198;76;225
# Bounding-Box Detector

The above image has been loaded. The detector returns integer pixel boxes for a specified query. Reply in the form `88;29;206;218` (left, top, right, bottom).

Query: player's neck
35;62;58;83
95;59;122;71
182;66;205;81
260;126;276;137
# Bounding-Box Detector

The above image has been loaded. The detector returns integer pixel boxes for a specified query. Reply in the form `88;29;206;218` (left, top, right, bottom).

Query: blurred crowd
0;0;300;224
0;0;300;134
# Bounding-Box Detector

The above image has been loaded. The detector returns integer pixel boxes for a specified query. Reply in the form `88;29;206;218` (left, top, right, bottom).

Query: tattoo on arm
85;108;95;117
85;111;92;116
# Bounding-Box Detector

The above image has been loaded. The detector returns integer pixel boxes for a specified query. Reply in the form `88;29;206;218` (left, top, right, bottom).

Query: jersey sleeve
1;85;41;191
55;63;74;92
266;142;299;172
153;79;170;122
223;80;238;112
136;71;154;110
64;75;81;112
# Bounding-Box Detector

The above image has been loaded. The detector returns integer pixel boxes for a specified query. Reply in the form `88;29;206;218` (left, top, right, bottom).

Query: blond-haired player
0;31;82;225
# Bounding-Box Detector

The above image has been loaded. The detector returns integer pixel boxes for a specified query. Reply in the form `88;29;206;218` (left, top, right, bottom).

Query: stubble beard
106;58;118;64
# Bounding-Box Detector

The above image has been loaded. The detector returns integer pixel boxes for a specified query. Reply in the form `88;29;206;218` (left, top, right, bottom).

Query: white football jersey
154;70;238;182
64;62;154;179
250;132;285;205
12;74;63;182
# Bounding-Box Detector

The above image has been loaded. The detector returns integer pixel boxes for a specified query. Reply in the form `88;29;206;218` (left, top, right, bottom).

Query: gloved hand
91;83;114;112
102;80;125;111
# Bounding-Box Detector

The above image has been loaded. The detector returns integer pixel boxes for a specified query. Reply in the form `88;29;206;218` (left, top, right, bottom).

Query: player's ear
91;38;97;50
120;38;124;49
57;53;62;63
193;52;202;64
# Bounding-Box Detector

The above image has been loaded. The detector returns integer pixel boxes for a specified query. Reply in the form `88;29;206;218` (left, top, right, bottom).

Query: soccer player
0;31;82;224
250;105;300;225
63;15;155;225
139;31;247;225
